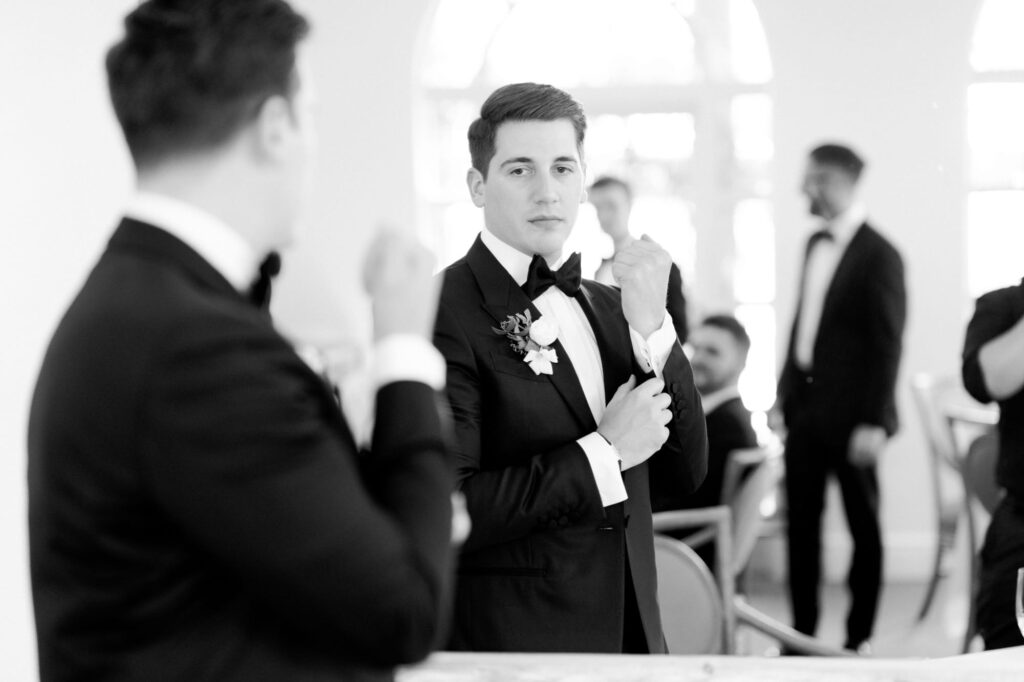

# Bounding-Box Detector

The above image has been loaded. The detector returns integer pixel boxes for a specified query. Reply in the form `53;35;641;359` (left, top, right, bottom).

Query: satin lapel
576;283;632;399
818;223;867;330
465;236;596;432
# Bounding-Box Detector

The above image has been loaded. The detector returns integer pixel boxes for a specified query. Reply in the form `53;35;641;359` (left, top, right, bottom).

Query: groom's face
468;119;586;263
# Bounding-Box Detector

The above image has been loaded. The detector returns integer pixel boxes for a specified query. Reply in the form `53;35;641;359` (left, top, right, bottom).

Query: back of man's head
106;0;309;169
468;82;587;178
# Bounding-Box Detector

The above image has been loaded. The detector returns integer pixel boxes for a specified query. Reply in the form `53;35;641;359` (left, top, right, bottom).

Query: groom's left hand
612;235;672;338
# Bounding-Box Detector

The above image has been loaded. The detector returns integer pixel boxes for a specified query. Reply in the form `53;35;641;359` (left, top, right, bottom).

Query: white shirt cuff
629;313;677;377
373;334;446;391
577;432;628;507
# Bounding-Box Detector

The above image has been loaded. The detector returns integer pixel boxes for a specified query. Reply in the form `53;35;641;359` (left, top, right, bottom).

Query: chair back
910;373;960;469
727;447;784;576
653;534;724;654
964;429;1002;514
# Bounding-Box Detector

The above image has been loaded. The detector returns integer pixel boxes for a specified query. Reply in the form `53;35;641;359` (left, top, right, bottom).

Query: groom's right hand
597;376;673;470
362;228;439;342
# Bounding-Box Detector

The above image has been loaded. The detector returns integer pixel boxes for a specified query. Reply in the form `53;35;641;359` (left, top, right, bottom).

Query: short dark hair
589;176;633;203
809;143;865;181
468;83;587;178
106;0;310;166
700;314;751;356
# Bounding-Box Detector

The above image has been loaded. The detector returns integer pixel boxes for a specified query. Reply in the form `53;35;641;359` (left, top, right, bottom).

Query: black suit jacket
28;219;454;682
661;396;757;511
433;236;707;653
778;223;906;436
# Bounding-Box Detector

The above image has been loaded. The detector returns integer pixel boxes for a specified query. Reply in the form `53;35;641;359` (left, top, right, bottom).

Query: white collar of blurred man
466;118;587;266
132;50;317;266
126;191;258;293
689;322;749;411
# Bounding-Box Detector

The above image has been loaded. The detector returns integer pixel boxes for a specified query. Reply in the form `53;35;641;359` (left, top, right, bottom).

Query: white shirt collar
479;228;569;286
125;191;261;292
699;384;742;415
823;201;867;247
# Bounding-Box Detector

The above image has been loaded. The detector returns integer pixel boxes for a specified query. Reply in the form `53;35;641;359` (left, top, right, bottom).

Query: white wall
0;0;991;676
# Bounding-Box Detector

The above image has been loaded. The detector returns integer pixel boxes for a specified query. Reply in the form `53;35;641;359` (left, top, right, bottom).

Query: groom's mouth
528;216;564;229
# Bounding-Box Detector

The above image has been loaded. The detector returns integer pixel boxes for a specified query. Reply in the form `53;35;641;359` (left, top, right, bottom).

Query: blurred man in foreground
28;2;454;680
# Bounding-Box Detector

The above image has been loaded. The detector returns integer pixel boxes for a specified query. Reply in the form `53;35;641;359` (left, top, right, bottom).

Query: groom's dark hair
106;0;309;167
468;83;587;179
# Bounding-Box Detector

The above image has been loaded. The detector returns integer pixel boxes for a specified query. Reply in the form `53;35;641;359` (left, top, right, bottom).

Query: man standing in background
28;2;454;679
776;143;906;653
589;176;689;342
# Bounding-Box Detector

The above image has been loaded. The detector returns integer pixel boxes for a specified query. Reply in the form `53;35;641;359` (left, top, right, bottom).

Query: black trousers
977;496;1024;650
784;410;883;648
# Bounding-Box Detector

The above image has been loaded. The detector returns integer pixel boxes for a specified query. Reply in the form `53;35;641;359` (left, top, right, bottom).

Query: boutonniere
492;309;560;376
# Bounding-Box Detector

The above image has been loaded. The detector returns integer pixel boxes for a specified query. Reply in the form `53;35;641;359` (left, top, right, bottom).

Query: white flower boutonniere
492;309;560;376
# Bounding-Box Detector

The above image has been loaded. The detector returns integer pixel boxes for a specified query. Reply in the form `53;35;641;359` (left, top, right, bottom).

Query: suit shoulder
861;223;903;262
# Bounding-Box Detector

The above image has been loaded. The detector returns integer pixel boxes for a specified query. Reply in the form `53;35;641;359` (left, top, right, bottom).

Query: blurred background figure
962;279;1024;650
653;314;758;571
589;176;689;342
776;143;906;653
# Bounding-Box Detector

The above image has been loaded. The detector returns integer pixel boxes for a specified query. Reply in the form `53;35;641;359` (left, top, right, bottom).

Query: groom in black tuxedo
434;83;708;653
28;2;455;680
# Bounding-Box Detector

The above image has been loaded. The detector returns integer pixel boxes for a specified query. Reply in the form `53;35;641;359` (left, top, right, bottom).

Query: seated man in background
678;315;758;510
962;279;1024;650
28;2;454;680
588;176;689;342
651;315;758;571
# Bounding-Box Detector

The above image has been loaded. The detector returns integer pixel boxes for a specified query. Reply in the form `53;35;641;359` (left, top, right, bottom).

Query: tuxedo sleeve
645;340;709;505
861;243;906;434
962;288;1018;404
434;299;607;554
142;319;453;667
667;262;689;342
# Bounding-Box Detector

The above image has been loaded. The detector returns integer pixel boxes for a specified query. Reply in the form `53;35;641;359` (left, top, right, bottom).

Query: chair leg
916;510;959;622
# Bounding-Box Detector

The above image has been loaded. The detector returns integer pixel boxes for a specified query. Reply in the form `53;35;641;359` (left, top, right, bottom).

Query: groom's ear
467;168;486;208
579;163;589;204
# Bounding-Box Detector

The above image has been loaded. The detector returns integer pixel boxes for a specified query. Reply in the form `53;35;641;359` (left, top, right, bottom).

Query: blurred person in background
589;175;689;342
962;278;1024;650
776;143;906;653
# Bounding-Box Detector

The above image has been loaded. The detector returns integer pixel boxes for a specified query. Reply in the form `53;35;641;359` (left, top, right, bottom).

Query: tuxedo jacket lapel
466;236;595;432
818;223;867;330
576;283;632;399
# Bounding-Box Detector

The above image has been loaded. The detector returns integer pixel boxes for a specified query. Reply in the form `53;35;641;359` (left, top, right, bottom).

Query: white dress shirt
794;203;866;370
124;191;446;396
479;229;676;507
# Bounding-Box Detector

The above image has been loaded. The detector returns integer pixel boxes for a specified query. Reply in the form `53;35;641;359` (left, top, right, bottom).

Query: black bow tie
249;252;281;310
522;252;582;300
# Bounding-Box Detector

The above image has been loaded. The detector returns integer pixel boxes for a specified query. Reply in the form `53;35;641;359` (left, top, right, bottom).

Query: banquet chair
909;373;986;624
653;446;854;656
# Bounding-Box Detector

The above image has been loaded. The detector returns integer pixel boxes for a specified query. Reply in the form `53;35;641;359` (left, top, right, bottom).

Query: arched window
967;0;1024;296
416;0;776;415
